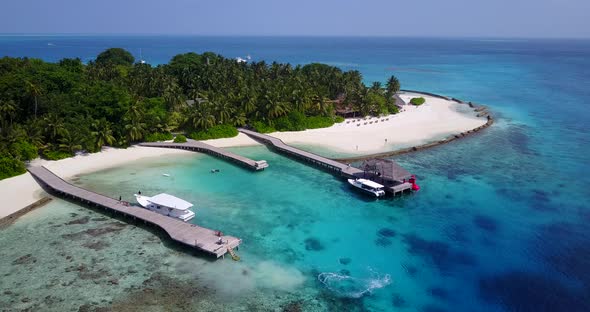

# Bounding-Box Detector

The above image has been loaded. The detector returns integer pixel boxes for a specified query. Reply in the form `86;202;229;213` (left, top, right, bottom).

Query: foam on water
318;269;392;298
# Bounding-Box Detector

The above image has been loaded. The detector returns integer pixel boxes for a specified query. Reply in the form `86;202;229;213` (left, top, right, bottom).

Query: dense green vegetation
270;111;338;132
173;134;187;143
410;97;426;106
96;48;135;66
189;124;238;140
0;48;401;179
0;155;26;179
144;132;173;142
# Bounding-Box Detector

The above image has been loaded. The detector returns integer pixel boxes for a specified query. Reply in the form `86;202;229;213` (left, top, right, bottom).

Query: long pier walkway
238;128;363;178
28;166;241;258
140;139;268;171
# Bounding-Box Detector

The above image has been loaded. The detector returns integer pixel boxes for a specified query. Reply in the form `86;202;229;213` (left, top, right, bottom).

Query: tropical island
0;48;405;178
0;48;488;220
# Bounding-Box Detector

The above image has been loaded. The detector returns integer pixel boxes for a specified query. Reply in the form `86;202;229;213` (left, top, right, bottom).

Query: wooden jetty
28;166;241;258
239;128;363;178
390;182;413;196
239;128;415;196
140;139;268;171
360;159;414;195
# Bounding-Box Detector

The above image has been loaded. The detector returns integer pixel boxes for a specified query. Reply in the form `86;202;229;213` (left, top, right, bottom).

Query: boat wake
318;269;392;298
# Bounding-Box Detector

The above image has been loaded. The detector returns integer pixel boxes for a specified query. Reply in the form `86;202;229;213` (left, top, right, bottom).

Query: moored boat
134;193;195;222
347;178;386;197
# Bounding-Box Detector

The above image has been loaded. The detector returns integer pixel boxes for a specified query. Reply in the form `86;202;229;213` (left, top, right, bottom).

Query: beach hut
333;97;360;118
361;158;412;183
393;94;406;110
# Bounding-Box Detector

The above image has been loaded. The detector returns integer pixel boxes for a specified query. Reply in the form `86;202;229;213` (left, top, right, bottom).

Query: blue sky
1;0;589;38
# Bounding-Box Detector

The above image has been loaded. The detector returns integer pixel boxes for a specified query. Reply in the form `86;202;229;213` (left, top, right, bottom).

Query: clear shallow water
1;36;590;311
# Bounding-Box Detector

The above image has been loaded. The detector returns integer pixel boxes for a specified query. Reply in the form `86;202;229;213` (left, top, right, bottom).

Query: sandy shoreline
0;91;488;221
0;146;193;220
201;133;260;148
269;92;487;156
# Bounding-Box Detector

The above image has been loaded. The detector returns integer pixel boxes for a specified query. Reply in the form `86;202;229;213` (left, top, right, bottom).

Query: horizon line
0;33;589;40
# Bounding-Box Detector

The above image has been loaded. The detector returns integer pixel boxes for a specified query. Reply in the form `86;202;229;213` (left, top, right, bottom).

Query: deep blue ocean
1;36;589;311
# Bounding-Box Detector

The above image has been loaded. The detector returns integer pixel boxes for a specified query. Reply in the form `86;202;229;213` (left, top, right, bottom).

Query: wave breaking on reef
318;269;392;298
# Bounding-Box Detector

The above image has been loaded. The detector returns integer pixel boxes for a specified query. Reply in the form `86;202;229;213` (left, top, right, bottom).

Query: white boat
347;178;386;197
139;48;146;64
134;193;195;222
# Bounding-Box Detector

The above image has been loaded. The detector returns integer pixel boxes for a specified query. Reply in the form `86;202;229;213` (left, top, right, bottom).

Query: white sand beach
202;133;260;148
1;92;486;219
269;92;487;155
0;146;192;220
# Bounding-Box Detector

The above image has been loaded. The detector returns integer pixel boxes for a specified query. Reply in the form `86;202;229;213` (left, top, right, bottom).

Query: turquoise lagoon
1;37;589;311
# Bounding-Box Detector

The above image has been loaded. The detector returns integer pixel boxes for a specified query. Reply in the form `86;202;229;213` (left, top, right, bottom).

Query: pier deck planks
28;166;241;258
140;139;268;171
389;182;413;195
238;128;363;177
239;129;415;196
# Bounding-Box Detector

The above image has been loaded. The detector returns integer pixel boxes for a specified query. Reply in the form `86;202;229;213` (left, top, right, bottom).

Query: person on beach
118;195;121;201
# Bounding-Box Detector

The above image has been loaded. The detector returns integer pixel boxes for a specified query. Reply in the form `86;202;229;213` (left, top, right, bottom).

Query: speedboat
347;178;386;197
134;193;195;222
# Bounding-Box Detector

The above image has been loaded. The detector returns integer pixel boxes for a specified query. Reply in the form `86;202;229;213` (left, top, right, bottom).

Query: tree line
0;48;401;179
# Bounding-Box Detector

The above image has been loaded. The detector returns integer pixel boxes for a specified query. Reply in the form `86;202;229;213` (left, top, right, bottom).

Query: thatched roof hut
361;159;412;181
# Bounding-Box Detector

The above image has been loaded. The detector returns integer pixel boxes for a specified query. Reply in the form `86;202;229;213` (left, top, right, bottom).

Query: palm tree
25;121;44;148
231;112;247;127
122;100;147;142
311;95;331;116
370;81;383;93
238;89;257;116
213;98;234;125
26;80;43;119
0;99;16;130
92;119;115;150
188;89;205;104
149;116;169;134
356;88;371;116
126;100;145;121
290;80;311;112
125;119;146;142
58;132;83;154
163;81;184;111
261;90;289;121
386;75;400;96
128;63;151;96
268;100;289;120
188;102;216;130
42;114;67;141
